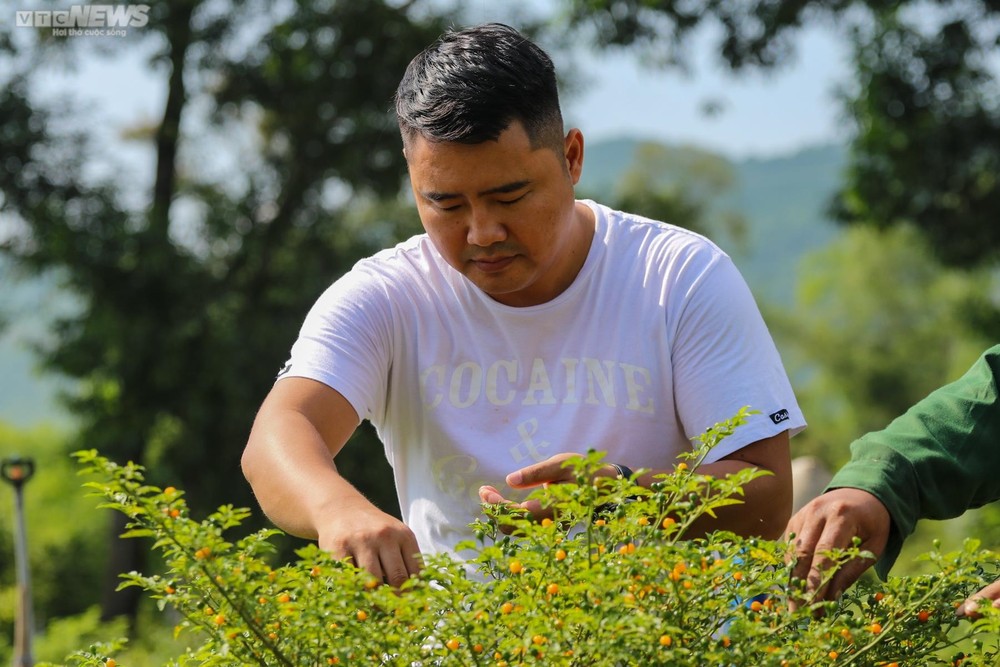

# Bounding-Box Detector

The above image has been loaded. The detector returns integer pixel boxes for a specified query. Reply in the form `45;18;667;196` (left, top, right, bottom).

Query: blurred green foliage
561;0;1000;267
2;0;1000;659
771;224;994;468
0;0;448;621
0;424;106;663
835;7;1000;268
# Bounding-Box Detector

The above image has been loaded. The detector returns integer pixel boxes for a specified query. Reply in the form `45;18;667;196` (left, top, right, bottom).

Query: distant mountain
580;136;847;303
730;144;847;302
0;139;847;427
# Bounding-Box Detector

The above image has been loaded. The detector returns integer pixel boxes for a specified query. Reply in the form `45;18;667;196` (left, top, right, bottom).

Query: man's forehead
406;132;545;198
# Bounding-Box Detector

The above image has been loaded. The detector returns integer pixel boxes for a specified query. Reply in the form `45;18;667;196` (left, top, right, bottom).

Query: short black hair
395;23;564;150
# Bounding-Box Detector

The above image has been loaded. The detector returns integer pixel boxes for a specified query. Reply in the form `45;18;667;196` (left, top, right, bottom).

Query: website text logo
15;5;149;38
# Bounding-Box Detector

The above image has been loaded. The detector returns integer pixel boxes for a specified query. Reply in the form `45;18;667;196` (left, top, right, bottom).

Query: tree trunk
99;2;197;621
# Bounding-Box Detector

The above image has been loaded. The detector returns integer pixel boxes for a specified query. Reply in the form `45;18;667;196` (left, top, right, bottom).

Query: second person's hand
784;487;891;607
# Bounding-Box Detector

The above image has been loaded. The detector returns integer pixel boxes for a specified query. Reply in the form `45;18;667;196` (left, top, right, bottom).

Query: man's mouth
471;255;516;273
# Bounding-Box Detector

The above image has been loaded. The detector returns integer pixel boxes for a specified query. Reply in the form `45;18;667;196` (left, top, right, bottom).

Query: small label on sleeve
769;409;790;425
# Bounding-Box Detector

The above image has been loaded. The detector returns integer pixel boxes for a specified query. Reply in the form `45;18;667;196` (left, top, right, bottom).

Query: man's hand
242;378;422;587
316;500;422;588
479;453;618;523
784;487;891;605
957;578;1000;618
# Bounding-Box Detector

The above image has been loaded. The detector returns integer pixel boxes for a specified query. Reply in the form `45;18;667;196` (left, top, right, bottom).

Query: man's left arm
658;253;798;539
682;431;792;539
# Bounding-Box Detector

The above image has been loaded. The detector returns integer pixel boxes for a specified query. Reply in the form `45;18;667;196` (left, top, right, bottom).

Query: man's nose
466;208;508;247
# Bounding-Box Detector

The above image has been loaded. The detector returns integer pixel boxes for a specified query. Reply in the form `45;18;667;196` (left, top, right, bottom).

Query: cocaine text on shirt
419;357;656;414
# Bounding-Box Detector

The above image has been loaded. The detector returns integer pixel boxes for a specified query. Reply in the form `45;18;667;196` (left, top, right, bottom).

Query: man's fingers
318;515;422;588
380;546;417;588
786;519;843;605
790;532;876;608
349;546;385;583
479;487;548;518
803;550;837;600
957;577;1000;618
518;498;552;519
403;548;423;582
352;536;422;588
825;555;874;602
479;485;507;504
784;488;892;613
506;453;579;488
787;519;824;582
479;485;520;535
974;577;1000;603
506;462;556;488
479;485;555;534
788;541;815;583
787;552;836;613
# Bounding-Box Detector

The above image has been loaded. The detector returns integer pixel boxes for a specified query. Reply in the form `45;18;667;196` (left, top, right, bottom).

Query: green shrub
32;608;128;665
46;410;1000;666
0;422;107;663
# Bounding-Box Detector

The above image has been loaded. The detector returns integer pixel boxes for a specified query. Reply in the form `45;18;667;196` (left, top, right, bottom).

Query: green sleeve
825;344;1000;579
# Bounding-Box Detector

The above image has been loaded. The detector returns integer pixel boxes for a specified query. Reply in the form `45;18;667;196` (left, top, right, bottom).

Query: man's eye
437;203;461;212
498;193;527;205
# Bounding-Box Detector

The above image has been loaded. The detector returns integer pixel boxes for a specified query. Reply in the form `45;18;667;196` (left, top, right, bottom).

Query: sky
465;0;853;159
14;2;853;166
561;26;851;159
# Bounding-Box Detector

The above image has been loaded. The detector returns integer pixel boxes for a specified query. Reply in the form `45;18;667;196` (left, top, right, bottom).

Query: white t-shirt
281;200;806;559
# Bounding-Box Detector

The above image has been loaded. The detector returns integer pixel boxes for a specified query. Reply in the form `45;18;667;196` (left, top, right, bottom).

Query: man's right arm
241;377;421;586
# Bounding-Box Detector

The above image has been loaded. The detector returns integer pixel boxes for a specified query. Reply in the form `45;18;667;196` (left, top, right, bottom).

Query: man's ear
564;128;584;185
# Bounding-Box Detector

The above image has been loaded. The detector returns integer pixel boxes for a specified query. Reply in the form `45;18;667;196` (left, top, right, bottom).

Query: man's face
405;122;590;307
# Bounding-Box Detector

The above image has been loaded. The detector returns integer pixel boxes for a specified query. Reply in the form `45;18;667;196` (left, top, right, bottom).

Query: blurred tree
768;224;993;467
564;2;1000;484
833;9;1000;268
576;141;746;248
558;0;868;69
0;0;448;622
611;142;746;245
767;224;1000;568
557;0;1000;267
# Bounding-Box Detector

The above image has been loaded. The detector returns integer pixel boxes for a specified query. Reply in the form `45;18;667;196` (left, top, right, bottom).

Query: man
241;23;805;586
786;344;1000;616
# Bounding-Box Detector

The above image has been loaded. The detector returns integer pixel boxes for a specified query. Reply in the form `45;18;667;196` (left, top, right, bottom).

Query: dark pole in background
1;456;35;667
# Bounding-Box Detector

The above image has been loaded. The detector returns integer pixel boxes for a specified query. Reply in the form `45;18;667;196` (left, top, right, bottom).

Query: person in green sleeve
785;343;1000;617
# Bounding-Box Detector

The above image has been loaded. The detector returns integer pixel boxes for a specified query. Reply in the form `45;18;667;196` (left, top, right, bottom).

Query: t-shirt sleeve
826;344;1000;579
670;254;806;463
277;265;393;423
